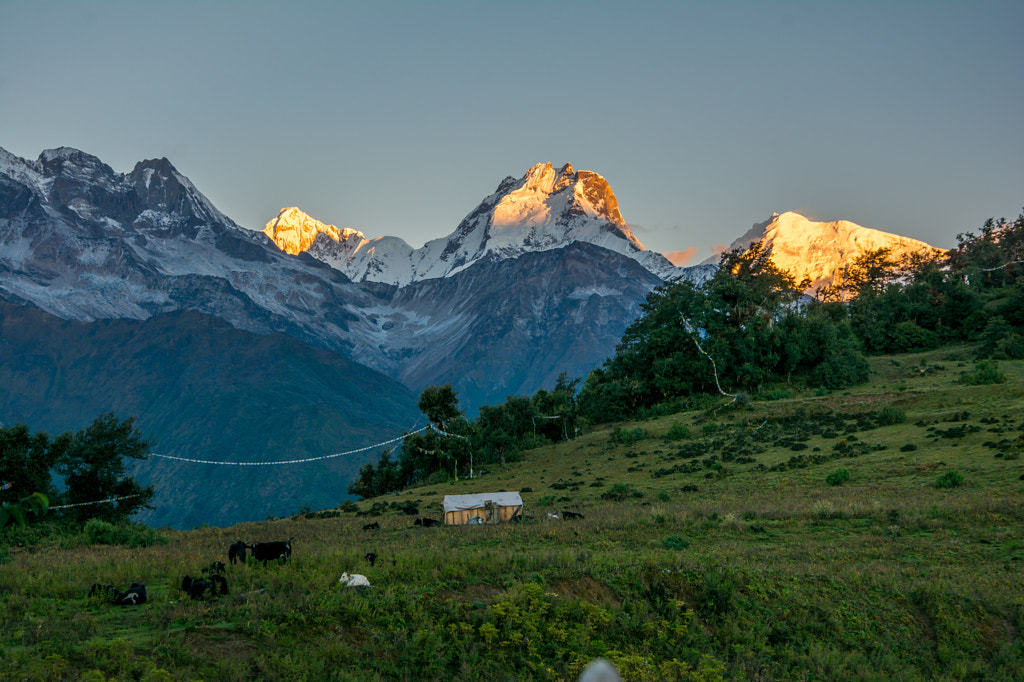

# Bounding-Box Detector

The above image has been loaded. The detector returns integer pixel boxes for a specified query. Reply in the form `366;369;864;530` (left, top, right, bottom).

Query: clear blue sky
2;1;1021;262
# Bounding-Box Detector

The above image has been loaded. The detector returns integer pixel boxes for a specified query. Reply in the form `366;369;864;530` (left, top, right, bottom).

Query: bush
609;427;645;445
877;407;906;426
900;443;918;452
826;469;851;486
80;519;167;548
661;535;690;550
935;470;964;489
960;360;1006;385
693;570;735;620
664;423;690;441
601;484;643;502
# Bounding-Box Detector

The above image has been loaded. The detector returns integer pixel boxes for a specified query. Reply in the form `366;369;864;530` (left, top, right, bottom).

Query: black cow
89;582;147;606
414;517;440;527
362;522;380;531
365;552;377;567
203;561;226;575
228;540;247;565
182;574;228;600
561;510;585;520
250;540;293;566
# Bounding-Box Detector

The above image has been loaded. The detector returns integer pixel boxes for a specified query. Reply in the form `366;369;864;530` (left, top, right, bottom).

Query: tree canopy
0;413;155;526
578;241;868;422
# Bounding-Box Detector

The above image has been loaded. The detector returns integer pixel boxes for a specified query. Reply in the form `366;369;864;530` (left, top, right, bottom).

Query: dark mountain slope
0;300;421;528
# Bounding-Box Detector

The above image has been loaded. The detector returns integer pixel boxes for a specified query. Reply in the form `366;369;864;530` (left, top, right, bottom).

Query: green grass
2;346;1023;680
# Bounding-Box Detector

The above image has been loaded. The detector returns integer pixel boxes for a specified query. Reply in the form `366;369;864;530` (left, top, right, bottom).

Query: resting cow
250;540;293;566
338;572;371;588
413;517;440;527
562;510;585;520
89;582;147;606
362;522;380;531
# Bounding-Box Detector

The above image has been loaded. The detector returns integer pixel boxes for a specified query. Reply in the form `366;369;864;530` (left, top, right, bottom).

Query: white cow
338;572;371;588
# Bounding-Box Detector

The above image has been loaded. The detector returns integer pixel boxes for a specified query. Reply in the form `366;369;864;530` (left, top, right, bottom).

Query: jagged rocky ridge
263;162;710;286
0;147;699;421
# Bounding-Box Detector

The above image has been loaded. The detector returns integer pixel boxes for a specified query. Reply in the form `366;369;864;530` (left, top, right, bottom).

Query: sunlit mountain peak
705;211;945;293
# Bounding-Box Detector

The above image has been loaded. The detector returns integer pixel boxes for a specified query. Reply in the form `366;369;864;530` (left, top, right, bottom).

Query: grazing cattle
118;583;147;606
362;522;380;531
413;517;440;527
562;510;585;520
89;582;147;606
181;574;227;599
228;540;247;565
403;506;419;515
338;572;371;588
365;552;377;567
250;540;293;566
203;561;226;575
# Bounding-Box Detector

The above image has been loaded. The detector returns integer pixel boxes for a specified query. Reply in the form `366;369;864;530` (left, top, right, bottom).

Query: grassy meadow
2;346;1023;681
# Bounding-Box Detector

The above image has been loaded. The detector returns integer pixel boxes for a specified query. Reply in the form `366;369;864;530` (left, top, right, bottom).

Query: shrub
760;388;794;401
601;484;643;502
693;570;735;620
661;535;690;550
826;469;851;486
877;407;906;426
609;427;645;445
960;360;1007;386
665;422;690;441
900;443;918;452
80;519;167;548
935;470;964;489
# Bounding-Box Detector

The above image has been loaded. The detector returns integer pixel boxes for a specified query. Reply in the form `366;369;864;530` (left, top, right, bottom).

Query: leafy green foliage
79;518;167;547
417;383;461;430
0;424;61;505
352;377;582;498
825;469;851;486
661;535;690;550
579;240;869;421
876;407;907;426
609;427;645;445
0;492;48;529
935;470;965;489
960;360;1007;385
601;483;643;502
665;422;690;441
57;413;155;524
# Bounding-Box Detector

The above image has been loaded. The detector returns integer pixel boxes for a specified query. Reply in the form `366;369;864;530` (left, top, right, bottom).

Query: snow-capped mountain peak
704;211;946;292
263;207;365;255
262;162;698;286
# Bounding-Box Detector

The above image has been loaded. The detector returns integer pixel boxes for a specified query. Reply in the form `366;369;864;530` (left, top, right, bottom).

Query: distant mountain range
263;162;698;285
0;146;943;527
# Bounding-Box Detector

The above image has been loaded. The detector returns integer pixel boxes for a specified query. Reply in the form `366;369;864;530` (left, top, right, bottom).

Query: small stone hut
443;491;524;526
